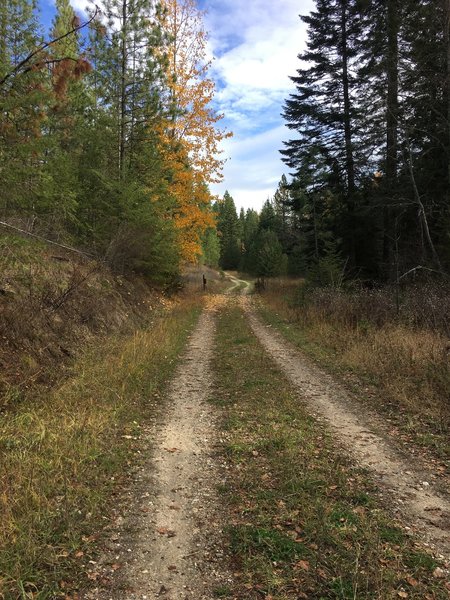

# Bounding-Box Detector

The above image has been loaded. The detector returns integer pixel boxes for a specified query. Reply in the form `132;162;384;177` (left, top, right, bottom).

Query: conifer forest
215;0;450;285
1;0;229;282
1;1;450;599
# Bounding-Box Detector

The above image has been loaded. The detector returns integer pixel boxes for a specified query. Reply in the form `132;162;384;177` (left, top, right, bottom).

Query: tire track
85;301;230;599
243;297;450;559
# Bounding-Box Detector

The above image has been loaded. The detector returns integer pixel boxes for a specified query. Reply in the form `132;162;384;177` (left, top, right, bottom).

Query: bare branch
0;7;99;88
0;220;96;260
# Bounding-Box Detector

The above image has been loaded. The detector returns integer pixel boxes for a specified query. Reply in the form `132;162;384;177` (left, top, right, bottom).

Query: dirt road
85;299;230;599
242;297;450;558
84;291;449;599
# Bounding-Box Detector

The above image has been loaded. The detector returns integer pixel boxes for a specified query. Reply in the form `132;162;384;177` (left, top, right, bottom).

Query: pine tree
216;191;240;270
281;0;364;267
0;0;49;220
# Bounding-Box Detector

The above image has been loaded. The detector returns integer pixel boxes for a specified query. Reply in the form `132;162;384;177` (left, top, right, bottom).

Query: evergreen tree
0;0;48;221
247;229;284;278
240;208;259;271
201;227;220;268
259;199;280;232
216;191;240;270
281;0;364;268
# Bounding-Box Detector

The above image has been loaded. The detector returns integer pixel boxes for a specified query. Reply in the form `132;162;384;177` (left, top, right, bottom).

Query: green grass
0;299;202;599
211;304;448;600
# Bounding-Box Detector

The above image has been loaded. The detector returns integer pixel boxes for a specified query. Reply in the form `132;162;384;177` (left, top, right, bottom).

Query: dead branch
0;7;99;88
0;220;96;260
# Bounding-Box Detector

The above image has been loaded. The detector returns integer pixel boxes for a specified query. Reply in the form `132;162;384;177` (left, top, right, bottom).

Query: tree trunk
340;0;356;264
405;140;442;271
341;0;355;199
383;0;399;272
445;0;450;191
119;0;128;176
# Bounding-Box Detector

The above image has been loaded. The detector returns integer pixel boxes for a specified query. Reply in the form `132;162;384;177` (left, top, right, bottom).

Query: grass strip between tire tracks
0;298;203;599
212;303;448;600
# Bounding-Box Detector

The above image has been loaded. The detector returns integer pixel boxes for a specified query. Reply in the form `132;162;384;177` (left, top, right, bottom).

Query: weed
213;584;233;597
229;526;309;562
0;299;202;598
212;305;448;599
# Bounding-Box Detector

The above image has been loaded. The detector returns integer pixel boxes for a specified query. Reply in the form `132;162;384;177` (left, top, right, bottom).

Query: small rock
433;567;445;579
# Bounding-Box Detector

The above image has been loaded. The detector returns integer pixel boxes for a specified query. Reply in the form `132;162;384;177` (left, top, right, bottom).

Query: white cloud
70;0;89;12
211;124;292;210
204;0;315;210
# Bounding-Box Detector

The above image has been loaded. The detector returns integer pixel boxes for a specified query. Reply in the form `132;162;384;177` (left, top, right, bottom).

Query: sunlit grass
0;298;202;599
258;280;449;461
212;304;447;599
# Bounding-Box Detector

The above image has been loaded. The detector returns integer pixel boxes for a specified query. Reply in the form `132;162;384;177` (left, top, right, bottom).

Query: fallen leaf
168;565;177;571
406;576;419;587
296;560;310;571
111;563;121;571
157;527;169;535
74;551;84;558
165;447;178;453
432;567;445;579
157;527;176;537
397;592;408;598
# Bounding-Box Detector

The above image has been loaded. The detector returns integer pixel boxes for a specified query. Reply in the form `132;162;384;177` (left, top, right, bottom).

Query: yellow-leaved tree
158;0;231;262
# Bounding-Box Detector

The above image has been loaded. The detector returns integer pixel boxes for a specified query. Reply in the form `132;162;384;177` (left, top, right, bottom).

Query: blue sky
39;0;315;211
201;0;314;211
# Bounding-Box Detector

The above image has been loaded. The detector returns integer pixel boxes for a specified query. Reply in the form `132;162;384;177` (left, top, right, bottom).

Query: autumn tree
158;0;231;262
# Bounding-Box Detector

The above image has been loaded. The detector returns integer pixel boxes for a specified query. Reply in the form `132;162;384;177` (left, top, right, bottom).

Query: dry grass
0;233;170;410
258;279;450;460
0;298;202;599
212;304;448;599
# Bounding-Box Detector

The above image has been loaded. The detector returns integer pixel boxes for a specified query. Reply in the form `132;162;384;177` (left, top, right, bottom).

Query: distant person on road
202;273;207;291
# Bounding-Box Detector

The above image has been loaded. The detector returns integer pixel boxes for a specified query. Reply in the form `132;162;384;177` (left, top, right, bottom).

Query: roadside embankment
0;233;173;411
0;233;204;598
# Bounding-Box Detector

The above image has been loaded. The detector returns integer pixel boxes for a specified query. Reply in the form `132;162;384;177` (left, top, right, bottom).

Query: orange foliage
158;135;215;262
158;0;231;262
52;57;91;101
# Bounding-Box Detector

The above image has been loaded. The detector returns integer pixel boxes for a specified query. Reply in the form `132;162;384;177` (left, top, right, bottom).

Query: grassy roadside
0;297;202;599
212;303;448;599
257;283;449;464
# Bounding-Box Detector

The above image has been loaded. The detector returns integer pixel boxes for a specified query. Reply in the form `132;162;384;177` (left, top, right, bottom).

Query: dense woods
0;0;227;283
281;0;450;282
3;0;449;287
214;1;450;287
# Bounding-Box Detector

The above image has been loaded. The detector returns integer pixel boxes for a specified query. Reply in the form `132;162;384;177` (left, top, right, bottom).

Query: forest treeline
3;0;450;286
215;0;450;284
0;0;228;283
